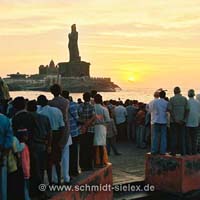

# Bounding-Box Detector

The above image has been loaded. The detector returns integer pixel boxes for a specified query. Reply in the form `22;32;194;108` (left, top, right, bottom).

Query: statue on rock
68;24;81;62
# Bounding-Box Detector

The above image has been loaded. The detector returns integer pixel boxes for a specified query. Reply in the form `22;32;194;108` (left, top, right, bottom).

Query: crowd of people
1;78;200;200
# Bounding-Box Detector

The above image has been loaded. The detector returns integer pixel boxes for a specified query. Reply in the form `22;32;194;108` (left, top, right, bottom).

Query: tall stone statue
68;24;81;62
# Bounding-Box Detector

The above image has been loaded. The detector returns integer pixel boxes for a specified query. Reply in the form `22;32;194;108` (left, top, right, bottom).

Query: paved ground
109;142;150;185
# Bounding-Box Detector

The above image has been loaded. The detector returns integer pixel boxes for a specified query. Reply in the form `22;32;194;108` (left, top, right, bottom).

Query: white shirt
37;105;65;131
186;98;200;127
153;98;169;124
114;105;127;124
147;98;159;125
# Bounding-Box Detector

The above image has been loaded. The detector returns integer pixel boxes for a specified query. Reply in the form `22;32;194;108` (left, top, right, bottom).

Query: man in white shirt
151;91;169;155
186;89;200;155
146;90;160;145
114;101;127;141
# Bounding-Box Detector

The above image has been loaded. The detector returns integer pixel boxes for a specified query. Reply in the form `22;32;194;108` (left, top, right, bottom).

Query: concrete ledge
145;153;200;193
51;163;113;200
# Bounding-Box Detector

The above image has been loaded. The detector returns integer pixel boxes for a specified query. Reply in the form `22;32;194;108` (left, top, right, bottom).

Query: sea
10;87;200;103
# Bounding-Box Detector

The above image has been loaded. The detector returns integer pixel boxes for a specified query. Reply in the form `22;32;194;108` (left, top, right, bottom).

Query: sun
128;76;135;82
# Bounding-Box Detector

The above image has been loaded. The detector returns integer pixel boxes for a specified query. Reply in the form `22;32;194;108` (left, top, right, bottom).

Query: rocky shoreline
6;78;121;93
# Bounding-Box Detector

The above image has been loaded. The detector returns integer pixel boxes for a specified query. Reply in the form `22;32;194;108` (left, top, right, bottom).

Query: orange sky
0;0;200;89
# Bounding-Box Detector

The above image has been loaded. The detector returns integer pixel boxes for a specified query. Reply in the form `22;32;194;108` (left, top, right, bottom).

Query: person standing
61;91;81;177
151;91;169;155
126;100;138;142
0;77;10;114
195;93;200;152
0;113;13;200
37;95;65;185
78;92;96;171
168;87;189;156
93;94;110;167
106;109;121;156
27;100;51;183
135;103;146;148
186;89;200;155
49;84;72;184
114;101;127;141
12;97;43;198
146;90;160;145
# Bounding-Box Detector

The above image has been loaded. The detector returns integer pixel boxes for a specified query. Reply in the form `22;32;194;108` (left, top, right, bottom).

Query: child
17;130;31;200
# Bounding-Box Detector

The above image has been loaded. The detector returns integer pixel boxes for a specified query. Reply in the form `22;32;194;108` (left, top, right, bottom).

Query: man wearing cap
186;89;200;155
168;87;189;156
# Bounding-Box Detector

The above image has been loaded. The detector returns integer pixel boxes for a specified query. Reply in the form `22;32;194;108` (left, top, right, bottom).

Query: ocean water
10;87;200;103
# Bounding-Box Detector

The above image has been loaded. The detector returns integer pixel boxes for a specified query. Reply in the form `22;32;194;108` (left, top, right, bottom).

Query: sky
0;0;200;89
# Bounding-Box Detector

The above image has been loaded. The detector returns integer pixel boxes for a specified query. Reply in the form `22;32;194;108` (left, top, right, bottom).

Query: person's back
78;102;94;120
187;97;200;127
169;93;188;123
0;114;13;148
154;98;168;124
49;96;69;122
30;112;51;143
68;101;80;137
38;105;64;131
168;87;189;156
114;104;127;124
126;104;137;123
12;97;36;142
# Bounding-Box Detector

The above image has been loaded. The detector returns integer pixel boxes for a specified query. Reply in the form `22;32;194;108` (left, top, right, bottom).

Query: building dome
49;60;55;68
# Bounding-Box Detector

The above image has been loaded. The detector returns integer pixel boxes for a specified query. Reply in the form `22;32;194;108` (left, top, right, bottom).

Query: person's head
37;95;48;107
154;91;160;98
13;96;26;111
71;24;76;32
133;100;138;105
50;84;62;97
94;94;103;104
90;90;97;98
17;130;29;143
125;99;130;106
174;86;181;95
159;90;166;99
27;100;37;112
188;89;195;98
83;92;91;102
138;102;145;110
61;90;69;99
77;98;82;104
196;94;200;102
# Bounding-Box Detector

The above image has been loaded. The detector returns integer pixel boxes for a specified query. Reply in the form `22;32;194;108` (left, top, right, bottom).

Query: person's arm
183;99;190;124
58;110;66;147
112;120;118;135
46;118;52;153
104;108;111;124
4;118;13;150
167;100;175;122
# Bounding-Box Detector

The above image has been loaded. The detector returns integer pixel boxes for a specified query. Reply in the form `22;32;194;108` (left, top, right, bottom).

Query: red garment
135;110;146;126
21;144;30;179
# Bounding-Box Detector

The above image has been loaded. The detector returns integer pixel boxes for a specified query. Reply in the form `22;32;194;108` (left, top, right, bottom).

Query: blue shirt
114;105;127;124
37;105;65;131
153;98;169;124
0;114;13;149
69;101;80;137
